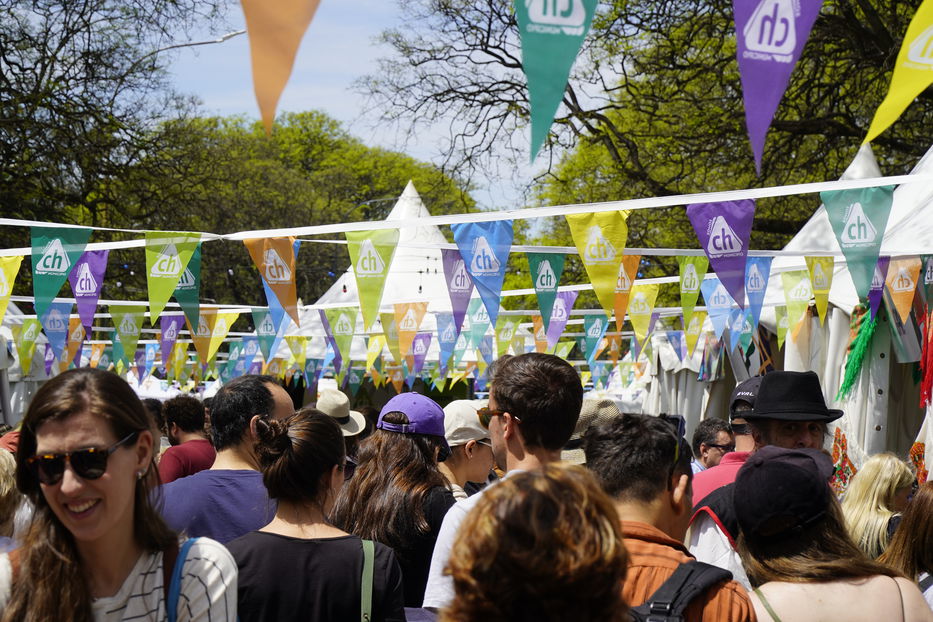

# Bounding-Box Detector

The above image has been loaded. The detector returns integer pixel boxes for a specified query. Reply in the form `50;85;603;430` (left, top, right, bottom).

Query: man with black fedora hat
687;370;844;589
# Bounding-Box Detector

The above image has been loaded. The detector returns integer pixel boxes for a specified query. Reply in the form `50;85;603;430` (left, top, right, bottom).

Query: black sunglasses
26;431;139;486
707;442;736;453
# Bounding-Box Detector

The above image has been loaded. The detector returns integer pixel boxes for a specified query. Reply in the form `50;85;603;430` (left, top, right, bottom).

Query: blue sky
168;1;527;210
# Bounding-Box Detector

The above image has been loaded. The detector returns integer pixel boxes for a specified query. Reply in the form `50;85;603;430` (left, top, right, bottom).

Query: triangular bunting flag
31;226;91;319
452;220;513;328
806;256;834;324
145;232;199;324
687;200;755;308
347;229;399;331
567;211;629;318
527;252;565;332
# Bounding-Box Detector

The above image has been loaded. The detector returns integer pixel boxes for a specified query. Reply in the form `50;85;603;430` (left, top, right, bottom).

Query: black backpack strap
919;573;933;592
630;561;733;622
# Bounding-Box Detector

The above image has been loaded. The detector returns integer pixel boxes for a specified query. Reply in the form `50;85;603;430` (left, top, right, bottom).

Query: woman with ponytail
227;408;405;622
0;368;236;622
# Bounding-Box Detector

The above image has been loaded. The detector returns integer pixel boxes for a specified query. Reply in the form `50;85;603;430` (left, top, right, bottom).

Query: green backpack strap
361;539;375;622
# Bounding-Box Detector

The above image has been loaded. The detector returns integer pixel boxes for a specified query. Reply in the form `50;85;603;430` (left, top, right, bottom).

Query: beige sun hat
316;389;366;437
561;398;622;465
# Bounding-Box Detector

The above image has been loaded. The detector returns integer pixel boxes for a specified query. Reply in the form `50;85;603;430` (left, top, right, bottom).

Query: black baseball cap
729;376;762;421
734;446;835;540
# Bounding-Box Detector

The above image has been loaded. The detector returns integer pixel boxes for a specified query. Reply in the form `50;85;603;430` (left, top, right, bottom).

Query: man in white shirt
422;353;583;610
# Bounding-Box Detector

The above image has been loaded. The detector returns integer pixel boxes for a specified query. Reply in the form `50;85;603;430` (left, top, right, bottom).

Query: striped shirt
0;537;237;621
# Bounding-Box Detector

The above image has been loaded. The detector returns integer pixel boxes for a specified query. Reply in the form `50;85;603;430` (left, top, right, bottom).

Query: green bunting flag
31;226;91;319
145;232;200;325
13;319;41;375
110;305;147;365
172;242;202;330
495;315;520;358
554;340;575;360
775;305;789;349
782;270;812;343
527;252;565;332
347;229;399;331
822;186;894;300
567;211;629;319
325;307;358;370
515;0;598;161
677;255;708;328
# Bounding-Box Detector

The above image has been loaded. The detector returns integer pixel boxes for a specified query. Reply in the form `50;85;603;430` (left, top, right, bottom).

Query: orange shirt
621;520;756;622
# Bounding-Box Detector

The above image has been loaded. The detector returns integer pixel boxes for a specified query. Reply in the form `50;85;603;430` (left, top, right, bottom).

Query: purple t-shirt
158;469;276;544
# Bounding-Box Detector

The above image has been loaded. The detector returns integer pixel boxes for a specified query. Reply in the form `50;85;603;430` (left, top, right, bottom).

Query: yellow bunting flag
366;335;386;374
886;256;922;324
264;357;286;379
243;237;300;326
89;343;106;369
0;256;23;323
394;302;428;358
171;343;189;380
775;306;789;350
613;254;641;332
554;340;575;360
208;312;239;362
628;283;659;348
864;0;933;143
684;310;707;358
805;257;834;325
240;0;322;133
580;371;592;387
566;211;629;318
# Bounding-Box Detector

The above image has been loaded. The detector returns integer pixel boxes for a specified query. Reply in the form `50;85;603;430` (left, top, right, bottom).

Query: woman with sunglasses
331;393;455;607
0;368;236;621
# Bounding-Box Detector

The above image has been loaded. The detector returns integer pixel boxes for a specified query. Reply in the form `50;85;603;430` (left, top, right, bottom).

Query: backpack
629;560;733;622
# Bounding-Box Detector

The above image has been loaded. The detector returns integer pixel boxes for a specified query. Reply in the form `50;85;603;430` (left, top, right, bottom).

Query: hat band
333;415;351;425
563;438;584;451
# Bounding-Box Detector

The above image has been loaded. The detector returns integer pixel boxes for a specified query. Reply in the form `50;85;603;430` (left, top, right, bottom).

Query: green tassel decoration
836;308;877;401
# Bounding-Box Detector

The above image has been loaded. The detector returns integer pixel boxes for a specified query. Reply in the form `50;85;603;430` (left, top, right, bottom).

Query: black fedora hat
744;371;843;423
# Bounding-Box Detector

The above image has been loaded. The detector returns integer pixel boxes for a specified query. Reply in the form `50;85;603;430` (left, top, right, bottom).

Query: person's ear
248;415;263;440
134;429;154;471
464;439;477;457
502;413;519;441
671;473;691;516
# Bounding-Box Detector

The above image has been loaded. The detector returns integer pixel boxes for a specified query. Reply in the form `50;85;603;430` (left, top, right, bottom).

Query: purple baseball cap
377;393;447;439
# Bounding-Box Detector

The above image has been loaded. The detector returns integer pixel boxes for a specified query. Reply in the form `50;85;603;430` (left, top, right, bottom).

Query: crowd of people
0;356;930;621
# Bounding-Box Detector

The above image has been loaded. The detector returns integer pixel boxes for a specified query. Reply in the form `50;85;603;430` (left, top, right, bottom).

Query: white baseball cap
443;399;489;447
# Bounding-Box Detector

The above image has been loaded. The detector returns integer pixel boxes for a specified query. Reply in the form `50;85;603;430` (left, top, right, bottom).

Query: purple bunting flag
160;315;185;366
441;248;474;337
735;0;824;172
868;255;890;320
546;290;579;351
687;200;755;308
68;250;108;335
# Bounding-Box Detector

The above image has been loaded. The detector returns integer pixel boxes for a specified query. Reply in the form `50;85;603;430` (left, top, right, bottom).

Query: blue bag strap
167;537;198;622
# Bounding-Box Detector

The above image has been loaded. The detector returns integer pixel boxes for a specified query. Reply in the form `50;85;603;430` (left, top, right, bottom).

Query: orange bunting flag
532;315;549;353
886;256;922;324
244;237;300;326
240;0;322;133
613;254;641;332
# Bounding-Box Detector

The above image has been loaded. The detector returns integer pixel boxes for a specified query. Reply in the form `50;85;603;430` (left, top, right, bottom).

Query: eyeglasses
707;443;736;453
26;431;139;486
477;406;506;429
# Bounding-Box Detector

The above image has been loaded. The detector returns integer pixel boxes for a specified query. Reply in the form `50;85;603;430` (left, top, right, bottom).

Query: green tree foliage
361;0;930;248
362;0;930;314
0;0;229;238
9;111;474;319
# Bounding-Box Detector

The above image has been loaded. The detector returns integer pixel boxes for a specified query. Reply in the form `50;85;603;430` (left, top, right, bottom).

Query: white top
686;513;751;591
423;472;523;609
920;572;933;609
0;538;237;621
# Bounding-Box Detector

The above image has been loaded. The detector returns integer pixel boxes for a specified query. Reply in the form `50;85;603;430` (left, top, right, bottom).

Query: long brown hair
330;411;447;554
441;464;629;622
5;368;175;622
738;495;901;587
879;482;933;578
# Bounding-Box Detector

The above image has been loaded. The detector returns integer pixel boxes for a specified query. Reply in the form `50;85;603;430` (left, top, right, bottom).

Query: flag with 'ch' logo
687;200;756;309
452;221;514;329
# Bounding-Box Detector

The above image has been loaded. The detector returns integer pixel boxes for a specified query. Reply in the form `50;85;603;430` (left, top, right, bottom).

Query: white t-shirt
423;472;523;609
0;537;237;621
686;513;751;591
920;571;933;609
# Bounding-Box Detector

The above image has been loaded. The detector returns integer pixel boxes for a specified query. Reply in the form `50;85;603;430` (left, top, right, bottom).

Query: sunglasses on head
26;431;139;486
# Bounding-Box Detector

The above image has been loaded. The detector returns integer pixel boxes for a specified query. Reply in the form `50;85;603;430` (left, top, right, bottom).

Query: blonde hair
841;453;915;559
0;451;21;537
